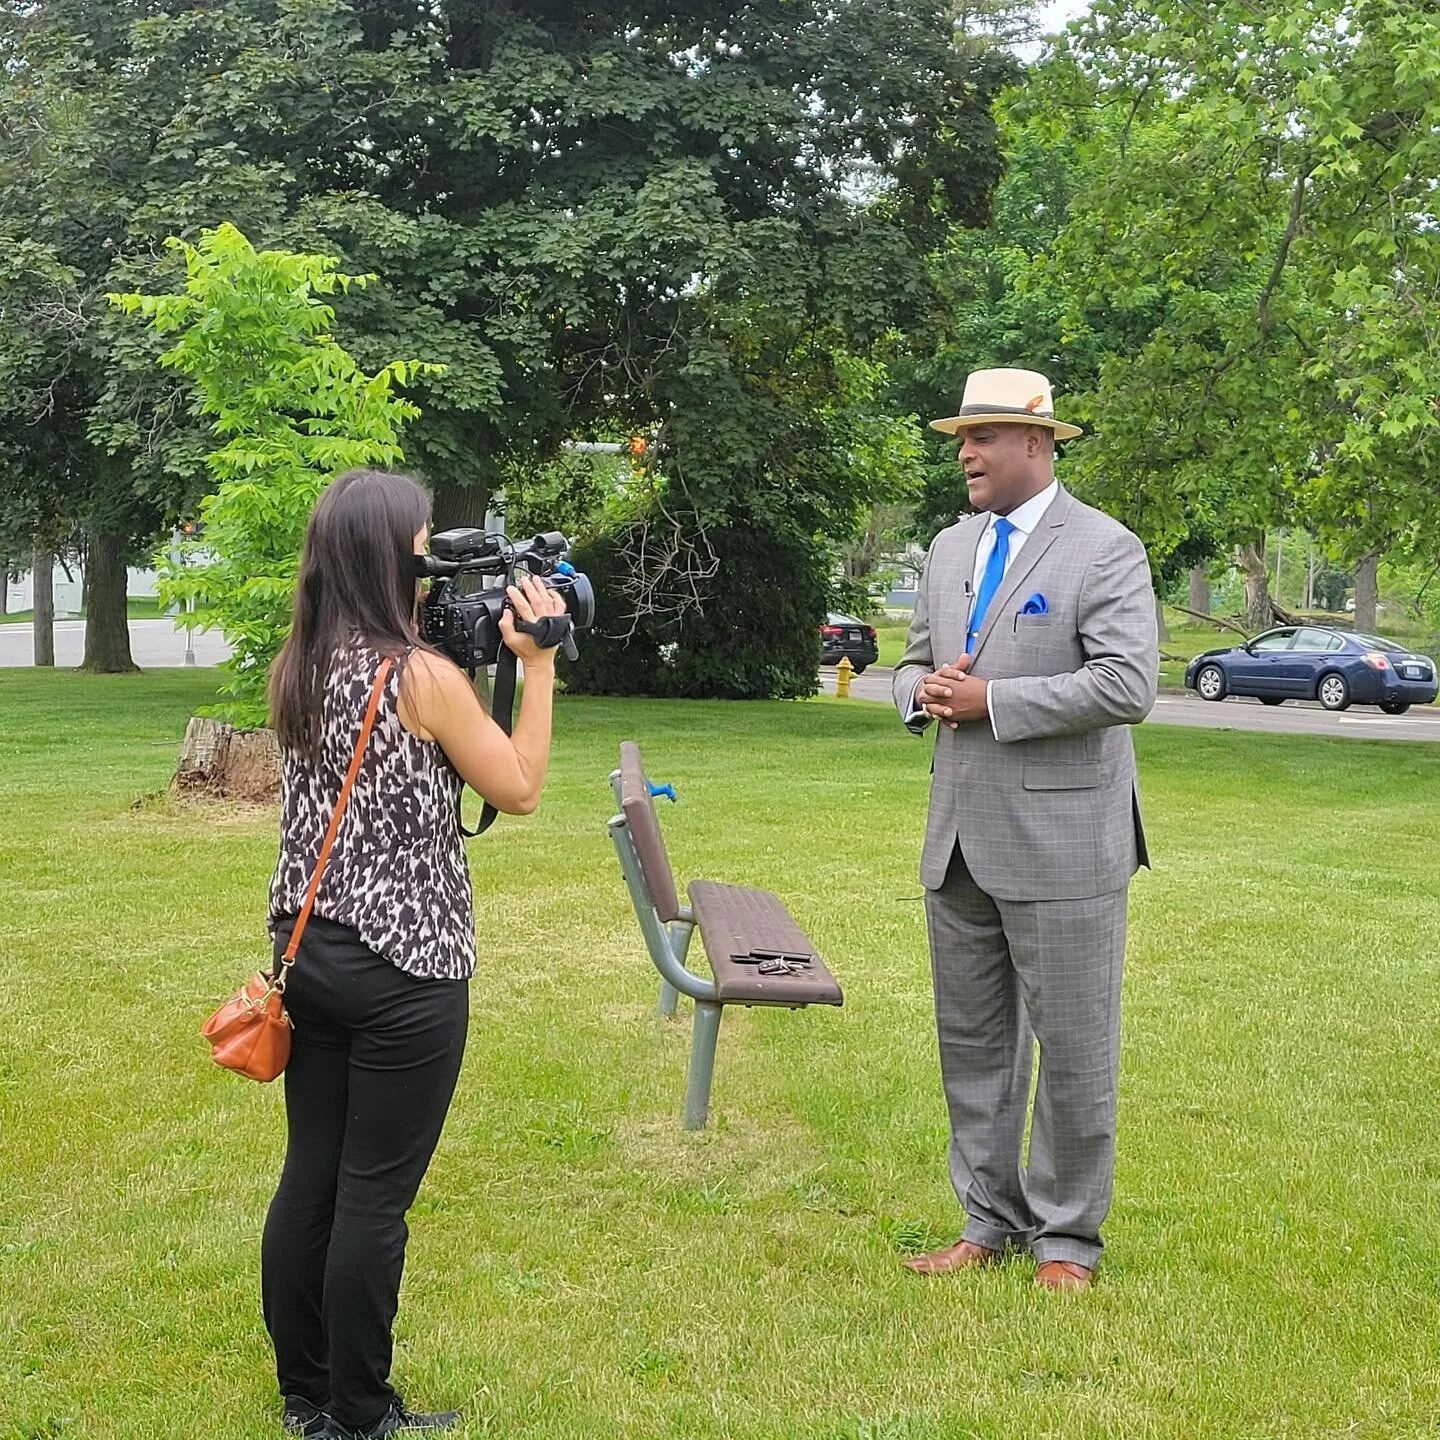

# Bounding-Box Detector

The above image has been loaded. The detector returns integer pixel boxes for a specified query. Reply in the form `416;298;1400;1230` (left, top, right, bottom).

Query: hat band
957;402;1056;420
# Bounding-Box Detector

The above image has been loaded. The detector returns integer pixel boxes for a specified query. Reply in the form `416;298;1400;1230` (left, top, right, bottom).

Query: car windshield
827;613;863;626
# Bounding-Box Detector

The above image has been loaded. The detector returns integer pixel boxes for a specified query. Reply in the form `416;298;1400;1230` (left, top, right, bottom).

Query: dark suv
820;612;879;673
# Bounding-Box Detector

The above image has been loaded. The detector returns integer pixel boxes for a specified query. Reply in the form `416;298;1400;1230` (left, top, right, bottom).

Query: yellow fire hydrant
836;655;854;698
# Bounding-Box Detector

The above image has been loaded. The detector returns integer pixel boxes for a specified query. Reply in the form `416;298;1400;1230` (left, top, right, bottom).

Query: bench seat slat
688;880;844;1008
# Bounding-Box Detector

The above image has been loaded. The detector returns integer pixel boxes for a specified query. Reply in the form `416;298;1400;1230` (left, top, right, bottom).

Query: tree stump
175;717;281;802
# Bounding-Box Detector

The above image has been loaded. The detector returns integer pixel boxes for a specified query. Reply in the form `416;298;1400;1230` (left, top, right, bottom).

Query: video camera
415;528;595;671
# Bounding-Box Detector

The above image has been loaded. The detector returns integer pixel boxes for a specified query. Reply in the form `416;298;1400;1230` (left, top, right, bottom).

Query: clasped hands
916;654;988;729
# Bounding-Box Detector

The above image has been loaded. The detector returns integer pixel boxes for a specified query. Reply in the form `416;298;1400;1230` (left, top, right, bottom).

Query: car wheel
1318;672;1351;711
851;662;868;675
1380;701;1411;715
1260;697;1284;707
1195;664;1227;702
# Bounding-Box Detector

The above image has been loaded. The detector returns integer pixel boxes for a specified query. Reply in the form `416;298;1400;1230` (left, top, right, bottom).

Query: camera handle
461;611;576;838
512;612;577;660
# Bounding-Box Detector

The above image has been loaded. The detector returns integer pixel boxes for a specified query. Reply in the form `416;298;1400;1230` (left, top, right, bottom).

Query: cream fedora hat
929;367;1082;441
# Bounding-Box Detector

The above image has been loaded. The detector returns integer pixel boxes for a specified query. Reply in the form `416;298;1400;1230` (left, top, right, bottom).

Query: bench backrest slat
618;741;682;922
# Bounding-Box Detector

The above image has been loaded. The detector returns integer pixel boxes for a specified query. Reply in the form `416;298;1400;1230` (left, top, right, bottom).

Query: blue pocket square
1020;593;1049;616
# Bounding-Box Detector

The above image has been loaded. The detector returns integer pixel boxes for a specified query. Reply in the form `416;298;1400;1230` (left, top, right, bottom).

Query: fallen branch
1165;604;1250;639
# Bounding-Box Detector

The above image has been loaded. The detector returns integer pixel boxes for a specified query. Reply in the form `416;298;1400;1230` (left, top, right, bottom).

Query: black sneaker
282;1398;332;1436
327;1399;462;1438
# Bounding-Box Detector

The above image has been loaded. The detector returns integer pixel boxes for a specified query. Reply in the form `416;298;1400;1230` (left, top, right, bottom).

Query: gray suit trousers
924;843;1126;1269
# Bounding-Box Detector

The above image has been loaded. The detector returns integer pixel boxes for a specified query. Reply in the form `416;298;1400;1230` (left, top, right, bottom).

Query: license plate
1403;665;1425;679
848;630;862;642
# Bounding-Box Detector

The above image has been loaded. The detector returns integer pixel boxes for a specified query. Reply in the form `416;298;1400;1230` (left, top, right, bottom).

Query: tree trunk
32;546;55;667
81;527;139;672
431;478;491;533
0;557;8;615
843;505;889;583
175;717;281;802
1353;551;1379;632
1187;565;1211;615
1238;538;1271;632
1154;592;1170;643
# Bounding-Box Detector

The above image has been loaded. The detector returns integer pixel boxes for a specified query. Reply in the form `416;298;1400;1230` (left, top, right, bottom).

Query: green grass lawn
3;670;1439;1439
875;621;910;669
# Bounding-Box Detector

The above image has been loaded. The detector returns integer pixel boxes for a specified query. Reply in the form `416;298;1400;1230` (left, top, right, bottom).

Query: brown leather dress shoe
902;1239;1000;1276
1034;1260;1093;1292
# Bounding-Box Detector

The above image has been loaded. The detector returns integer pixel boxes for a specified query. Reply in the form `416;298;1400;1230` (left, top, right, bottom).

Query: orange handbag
201;658;392;1082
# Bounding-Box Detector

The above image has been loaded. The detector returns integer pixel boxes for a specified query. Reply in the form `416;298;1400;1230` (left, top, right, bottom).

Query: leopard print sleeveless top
266;643;476;980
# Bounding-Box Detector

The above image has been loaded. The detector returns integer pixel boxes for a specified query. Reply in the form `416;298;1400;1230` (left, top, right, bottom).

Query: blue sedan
1184;625;1438;713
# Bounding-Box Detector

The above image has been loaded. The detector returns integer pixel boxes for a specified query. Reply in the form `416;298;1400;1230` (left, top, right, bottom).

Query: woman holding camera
262;468;566;1439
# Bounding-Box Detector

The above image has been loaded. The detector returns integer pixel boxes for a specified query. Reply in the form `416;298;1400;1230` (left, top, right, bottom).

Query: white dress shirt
910;479;1060;736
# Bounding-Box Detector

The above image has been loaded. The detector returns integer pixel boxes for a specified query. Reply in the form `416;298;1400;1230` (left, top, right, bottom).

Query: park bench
607;741;843;1130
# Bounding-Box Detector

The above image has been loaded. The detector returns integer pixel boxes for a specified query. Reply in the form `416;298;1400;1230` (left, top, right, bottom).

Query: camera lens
566;574;596;630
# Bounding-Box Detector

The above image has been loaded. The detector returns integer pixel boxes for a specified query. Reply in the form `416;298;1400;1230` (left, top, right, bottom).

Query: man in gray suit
892;367;1157;1292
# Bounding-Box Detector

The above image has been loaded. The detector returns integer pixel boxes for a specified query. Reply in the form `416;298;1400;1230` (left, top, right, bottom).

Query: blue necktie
966;517;1015;655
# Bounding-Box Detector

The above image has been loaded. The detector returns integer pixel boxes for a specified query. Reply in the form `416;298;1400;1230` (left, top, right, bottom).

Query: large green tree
2;0;1015;693
0;239;96;662
295;0;1016;690
999;0;1440;629
900;1;1440;633
1;0;327;666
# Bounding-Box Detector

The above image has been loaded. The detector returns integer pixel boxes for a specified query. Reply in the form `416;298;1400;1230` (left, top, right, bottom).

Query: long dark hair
269;468;430;758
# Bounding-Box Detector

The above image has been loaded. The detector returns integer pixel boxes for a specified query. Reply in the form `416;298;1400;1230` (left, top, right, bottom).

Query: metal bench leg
657;978;680;1018
683;1001;723;1130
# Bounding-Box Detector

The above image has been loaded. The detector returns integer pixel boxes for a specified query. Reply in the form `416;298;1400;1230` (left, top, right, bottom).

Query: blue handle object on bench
648;782;677;803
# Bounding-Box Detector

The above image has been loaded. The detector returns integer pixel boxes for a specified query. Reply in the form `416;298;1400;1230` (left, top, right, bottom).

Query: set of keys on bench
731;949;816;977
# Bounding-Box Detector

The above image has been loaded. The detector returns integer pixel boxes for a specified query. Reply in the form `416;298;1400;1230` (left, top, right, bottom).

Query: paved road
9;630;1439;742
820;665;1440;743
0;618;233;669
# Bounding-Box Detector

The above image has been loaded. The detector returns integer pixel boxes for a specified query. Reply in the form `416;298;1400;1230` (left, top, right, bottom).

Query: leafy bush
565;522;828;700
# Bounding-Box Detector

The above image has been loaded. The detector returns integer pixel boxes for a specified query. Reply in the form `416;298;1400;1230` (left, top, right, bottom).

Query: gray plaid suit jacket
892;487;1158;901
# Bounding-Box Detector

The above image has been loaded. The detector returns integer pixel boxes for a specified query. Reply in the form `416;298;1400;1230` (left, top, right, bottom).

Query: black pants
262;916;469;1431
